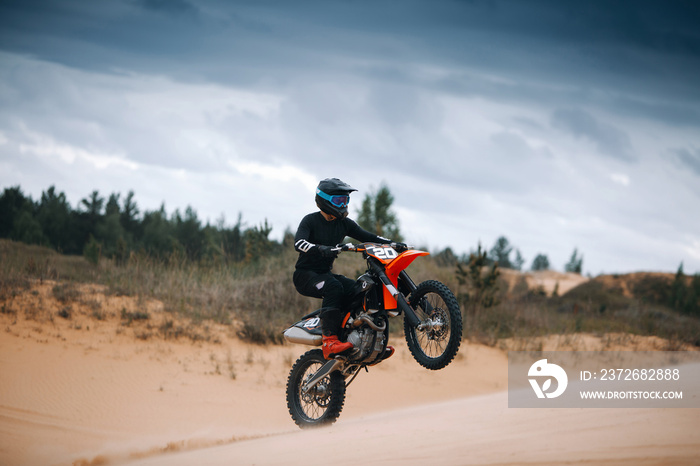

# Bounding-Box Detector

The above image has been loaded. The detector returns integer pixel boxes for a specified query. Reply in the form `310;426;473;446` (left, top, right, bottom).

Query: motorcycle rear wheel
404;280;463;370
286;349;346;428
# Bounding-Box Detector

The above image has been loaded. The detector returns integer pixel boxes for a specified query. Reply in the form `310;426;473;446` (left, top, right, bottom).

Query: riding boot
320;307;353;359
322;335;354;360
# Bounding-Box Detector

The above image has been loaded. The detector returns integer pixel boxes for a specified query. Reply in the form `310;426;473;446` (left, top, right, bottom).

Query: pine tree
0;186;32;238
489;236;513;268
37;186;72;252
564;248;584;274
456;243;500;316
669;262;688;312
120;190;140;238
356;182;403;241
531;253;550;271
513;249;525;271
173;206;205;261
687;274;700;317
141;204;173;258
81;190;104;223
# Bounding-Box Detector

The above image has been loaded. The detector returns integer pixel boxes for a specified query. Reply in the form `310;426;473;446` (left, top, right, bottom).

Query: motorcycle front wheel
286;349;346;428
404;280;463;370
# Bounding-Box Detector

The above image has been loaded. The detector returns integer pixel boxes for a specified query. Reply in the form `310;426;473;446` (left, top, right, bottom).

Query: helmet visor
317;189;349;207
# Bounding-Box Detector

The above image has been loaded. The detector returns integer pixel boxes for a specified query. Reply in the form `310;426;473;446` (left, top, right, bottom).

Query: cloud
136;0;199;17
610;173;631;187
674;147;700;176
611;95;700;128
1;2;700;274
550;108;635;162
0;52;284;172
17;130;139;170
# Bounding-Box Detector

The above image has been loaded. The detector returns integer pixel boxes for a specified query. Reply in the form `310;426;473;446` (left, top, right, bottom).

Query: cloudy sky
1;0;699;275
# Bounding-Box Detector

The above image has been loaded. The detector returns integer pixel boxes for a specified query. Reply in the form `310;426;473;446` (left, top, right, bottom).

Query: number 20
373;246;397;260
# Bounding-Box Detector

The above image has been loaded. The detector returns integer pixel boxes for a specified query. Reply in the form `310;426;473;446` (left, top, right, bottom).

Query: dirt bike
284;242;463;428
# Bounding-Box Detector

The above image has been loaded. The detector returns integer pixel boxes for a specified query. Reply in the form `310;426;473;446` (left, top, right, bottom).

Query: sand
499;268;590;296
1;280;698;466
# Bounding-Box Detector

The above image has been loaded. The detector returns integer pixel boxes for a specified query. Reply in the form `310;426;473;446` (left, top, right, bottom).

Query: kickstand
344;365;368;389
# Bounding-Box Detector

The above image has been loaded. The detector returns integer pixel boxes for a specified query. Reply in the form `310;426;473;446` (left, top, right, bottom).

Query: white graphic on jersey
295;239;314;253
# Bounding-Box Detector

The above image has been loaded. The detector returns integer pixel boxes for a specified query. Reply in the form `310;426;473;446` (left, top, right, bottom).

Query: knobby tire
286;349;346;428
404;280;463;370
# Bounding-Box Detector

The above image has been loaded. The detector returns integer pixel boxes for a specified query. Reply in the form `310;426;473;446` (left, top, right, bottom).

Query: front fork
301;358;344;394
397;270;437;331
369;261;423;328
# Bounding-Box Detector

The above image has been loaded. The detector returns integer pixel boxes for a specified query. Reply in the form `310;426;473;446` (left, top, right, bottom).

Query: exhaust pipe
352;314;386;331
283;326;322;346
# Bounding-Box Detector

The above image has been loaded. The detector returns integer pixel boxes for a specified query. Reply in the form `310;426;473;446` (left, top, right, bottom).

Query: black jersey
294;212;389;272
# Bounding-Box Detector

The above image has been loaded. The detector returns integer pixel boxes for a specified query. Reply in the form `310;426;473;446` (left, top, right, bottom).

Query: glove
317;245;340;258
392;242;408;253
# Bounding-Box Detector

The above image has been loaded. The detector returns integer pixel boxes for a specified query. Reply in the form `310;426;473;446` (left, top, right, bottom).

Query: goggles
317;188;349;207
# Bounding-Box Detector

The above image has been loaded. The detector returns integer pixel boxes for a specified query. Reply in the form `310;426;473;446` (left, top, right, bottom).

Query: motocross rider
293;178;405;359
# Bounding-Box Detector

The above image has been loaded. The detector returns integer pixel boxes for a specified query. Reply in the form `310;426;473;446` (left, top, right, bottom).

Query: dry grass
1;239;699;348
462;279;700;349
0;239;314;344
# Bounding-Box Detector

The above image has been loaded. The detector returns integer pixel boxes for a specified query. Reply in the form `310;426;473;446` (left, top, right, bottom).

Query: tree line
1;184;584;272
0;181;412;266
433;235;584;274
659;263;700;318
0;185;280;264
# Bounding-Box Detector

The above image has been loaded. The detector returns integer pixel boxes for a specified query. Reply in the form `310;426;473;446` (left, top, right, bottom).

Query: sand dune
1;280;698;466
121;392;700;466
0;281;506;465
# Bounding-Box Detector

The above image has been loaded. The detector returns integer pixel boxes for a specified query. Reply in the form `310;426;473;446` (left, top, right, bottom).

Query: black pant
293;269;355;336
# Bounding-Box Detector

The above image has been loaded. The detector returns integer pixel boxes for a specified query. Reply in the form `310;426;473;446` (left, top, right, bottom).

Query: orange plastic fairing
382;249;429;309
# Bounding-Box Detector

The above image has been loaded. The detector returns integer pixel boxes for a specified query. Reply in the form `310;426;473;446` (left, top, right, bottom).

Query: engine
345;319;386;363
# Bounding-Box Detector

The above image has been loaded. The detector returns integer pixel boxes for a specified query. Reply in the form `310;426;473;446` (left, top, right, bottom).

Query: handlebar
333;242;411;253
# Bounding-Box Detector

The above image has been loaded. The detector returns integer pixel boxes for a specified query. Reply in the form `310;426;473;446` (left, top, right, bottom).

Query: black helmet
315;178;357;219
